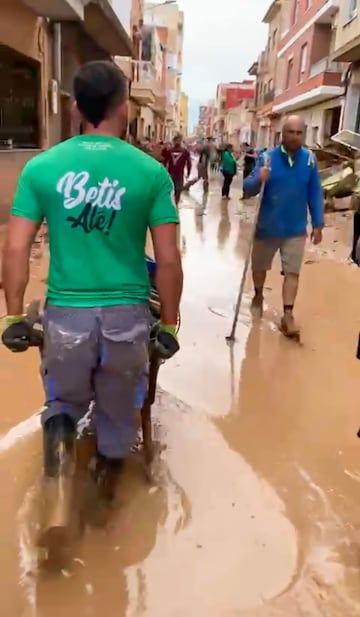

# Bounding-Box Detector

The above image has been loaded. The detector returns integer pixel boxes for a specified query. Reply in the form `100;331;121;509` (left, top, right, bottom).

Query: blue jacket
243;145;324;240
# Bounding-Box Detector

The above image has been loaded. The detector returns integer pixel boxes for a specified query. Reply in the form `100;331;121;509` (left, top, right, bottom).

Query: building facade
214;81;255;144
179;92;189;136
332;0;360;133
250;0;288;148
144;1;184;139
0;0;132;218
273;0;344;146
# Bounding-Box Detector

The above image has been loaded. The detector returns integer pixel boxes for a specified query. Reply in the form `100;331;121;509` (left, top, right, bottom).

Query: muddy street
1;176;360;616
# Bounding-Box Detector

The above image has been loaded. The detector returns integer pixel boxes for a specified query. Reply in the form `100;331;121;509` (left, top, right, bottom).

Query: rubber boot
86;453;124;527
92;453;124;503
39;415;76;564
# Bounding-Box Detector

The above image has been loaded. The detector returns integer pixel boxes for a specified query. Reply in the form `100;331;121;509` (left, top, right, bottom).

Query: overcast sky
176;0;270;130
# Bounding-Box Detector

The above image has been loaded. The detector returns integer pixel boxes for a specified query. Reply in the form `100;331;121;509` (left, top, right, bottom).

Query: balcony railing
131;61;163;104
263;89;275;104
133;61;157;86
309;58;343;78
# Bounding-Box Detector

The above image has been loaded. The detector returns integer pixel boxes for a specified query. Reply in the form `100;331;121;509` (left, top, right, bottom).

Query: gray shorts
41;304;150;459
198;163;209;181
252;236;306;275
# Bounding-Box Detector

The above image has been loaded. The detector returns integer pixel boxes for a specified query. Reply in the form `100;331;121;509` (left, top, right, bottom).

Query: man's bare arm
150;223;183;325
2;216;39;315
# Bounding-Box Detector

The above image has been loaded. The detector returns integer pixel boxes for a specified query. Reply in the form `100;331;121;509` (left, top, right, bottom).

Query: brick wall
281;0;328;48
276;21;341;102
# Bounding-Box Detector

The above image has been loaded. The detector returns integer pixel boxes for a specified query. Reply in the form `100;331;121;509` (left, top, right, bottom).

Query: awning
83;0;133;57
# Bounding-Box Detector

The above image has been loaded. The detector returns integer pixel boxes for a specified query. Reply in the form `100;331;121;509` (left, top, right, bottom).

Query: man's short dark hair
74;61;127;128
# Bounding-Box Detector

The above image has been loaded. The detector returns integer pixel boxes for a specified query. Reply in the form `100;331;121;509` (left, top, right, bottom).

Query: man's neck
82;120;121;139
281;144;300;156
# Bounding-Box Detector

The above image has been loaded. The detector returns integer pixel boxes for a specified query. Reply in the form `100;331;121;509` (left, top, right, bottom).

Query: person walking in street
221;143;237;199
1;60;183;502
243;115;324;338
242;142;256;180
183;137;212;194
162;133;192;206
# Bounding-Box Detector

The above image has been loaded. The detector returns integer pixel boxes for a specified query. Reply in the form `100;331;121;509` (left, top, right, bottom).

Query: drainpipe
53;22;62;84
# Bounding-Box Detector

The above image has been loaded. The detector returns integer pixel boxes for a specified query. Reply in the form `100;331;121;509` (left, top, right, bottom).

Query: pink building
273;0;345;145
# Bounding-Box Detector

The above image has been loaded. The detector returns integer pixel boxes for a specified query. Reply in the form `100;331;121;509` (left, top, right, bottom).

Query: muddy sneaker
280;313;300;339
250;293;264;316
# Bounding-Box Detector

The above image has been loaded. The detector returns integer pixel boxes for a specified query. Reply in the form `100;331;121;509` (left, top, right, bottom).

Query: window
286;58;294;90
272;28;278;49
0;44;40;149
298;44;308;83
312;126;319;145
292;0;299;24
348;0;358;20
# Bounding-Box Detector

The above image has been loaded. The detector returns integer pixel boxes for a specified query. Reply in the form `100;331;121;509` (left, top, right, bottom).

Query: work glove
1;316;34;352
154;324;179;360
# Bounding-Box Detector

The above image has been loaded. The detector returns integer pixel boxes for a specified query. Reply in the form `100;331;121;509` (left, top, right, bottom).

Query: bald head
282;115;305;152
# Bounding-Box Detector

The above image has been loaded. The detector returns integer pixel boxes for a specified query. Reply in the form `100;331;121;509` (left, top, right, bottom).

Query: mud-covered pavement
1;175;360;616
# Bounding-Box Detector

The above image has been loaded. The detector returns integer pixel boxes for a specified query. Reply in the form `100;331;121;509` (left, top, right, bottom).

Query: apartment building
223;99;255;148
332;0;360;133
179;92;189;136
250;0;290;147
214;81;255;144
0;0;131;218
144;1;184;139
273;0;344;146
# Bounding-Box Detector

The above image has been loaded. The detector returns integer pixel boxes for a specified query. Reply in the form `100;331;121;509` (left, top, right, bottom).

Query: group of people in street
0;55;326;521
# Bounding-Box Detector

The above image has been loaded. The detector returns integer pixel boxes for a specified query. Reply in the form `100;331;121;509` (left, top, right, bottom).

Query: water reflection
217;201;231;250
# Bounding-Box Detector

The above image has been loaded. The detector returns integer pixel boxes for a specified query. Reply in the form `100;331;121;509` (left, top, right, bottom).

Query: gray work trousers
41;304;150;459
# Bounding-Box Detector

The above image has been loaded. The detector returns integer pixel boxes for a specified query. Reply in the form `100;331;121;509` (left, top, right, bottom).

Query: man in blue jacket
243;115;324;337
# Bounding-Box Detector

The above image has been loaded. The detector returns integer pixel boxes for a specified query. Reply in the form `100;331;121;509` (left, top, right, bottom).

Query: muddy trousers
41;305;150;459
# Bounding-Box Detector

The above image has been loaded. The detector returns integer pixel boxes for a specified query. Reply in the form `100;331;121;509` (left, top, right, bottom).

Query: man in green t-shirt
1;61;183;501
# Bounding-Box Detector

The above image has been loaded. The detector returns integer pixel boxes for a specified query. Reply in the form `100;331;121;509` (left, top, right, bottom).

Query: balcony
273;72;343;113
131;61;160;105
263;89;275;104
309;58;343;78
115;57;133;82
21;0;84;19
152;94;167;119
21;1;133;56
314;0;339;24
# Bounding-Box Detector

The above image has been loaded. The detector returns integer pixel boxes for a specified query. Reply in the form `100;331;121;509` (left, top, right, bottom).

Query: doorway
60;93;72;141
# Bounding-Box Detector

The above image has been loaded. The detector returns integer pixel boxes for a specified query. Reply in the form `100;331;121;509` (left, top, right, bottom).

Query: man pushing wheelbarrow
1;61;183;558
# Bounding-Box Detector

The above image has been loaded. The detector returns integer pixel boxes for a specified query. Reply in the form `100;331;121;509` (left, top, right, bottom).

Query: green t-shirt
12;135;179;307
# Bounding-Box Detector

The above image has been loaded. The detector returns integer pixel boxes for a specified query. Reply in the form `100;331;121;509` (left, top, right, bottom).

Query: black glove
2;319;34;352
154;328;179;360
